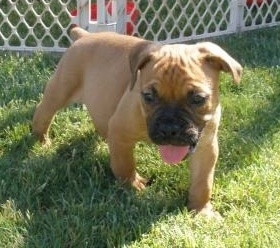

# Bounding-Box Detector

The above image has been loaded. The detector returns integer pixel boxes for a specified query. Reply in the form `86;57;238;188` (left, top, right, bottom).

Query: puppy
32;27;242;217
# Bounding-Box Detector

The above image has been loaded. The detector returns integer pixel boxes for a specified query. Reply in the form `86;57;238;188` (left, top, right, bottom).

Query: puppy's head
130;41;242;164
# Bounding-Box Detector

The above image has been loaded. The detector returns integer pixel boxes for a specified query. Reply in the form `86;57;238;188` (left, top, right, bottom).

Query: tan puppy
32;27;242;217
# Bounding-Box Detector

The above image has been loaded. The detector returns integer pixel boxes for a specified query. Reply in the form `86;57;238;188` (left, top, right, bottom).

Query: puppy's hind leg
32;73;75;144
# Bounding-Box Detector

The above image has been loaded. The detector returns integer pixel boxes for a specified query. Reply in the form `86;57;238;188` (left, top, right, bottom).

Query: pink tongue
159;145;190;165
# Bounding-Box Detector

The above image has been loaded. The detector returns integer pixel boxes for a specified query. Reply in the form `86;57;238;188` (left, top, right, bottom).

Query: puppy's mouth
150;127;199;165
158;144;192;165
147;107;202;165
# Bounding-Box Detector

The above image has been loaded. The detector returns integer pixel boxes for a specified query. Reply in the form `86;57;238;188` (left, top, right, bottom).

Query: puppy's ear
129;41;161;90
198;42;243;84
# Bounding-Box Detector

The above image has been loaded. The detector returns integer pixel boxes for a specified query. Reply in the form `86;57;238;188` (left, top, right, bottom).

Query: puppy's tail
70;27;89;41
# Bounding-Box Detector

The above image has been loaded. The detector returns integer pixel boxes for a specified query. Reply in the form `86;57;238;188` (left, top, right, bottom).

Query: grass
0;26;280;247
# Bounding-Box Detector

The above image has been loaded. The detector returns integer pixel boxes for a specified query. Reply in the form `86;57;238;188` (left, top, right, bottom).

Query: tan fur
32;27;242;217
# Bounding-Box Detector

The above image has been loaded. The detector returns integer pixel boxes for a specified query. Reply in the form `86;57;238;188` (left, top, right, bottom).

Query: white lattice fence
0;0;279;53
0;0;76;52
130;0;280;43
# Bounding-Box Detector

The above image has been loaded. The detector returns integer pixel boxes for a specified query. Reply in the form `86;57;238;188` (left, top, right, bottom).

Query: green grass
0;26;280;247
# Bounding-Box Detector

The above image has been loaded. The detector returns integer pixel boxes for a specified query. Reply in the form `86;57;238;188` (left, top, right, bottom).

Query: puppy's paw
33;132;52;148
131;173;149;191
41;137;52;148
188;202;223;221
196;207;223;221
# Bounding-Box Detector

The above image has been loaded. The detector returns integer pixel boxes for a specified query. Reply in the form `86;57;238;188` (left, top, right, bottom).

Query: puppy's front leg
187;106;221;217
107;99;148;191
188;135;219;217
108;136;148;190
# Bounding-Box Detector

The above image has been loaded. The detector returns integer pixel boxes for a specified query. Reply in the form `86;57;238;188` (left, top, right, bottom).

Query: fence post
96;0;106;24
74;0;90;30
229;0;244;32
87;0;117;32
114;0;126;34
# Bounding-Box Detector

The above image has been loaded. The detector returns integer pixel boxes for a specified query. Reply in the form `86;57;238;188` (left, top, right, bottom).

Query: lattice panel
128;0;231;43
243;0;280;29
0;0;76;52
126;0;280;43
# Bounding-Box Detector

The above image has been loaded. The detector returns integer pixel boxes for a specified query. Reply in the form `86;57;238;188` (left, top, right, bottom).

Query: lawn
0;26;280;247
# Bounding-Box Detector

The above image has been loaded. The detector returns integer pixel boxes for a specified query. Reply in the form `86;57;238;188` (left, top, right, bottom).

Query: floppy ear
197;42;243;84
129;41;161;90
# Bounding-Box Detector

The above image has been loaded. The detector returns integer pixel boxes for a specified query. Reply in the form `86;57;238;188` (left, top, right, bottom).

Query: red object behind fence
246;0;271;7
71;2;138;35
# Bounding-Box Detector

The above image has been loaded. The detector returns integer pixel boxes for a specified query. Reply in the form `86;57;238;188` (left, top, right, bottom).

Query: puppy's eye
141;88;157;105
189;93;208;107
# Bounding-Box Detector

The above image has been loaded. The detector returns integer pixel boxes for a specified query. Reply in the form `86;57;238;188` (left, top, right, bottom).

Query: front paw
196;207;223;221
130;173;149;191
32;131;51;147
188;202;223;220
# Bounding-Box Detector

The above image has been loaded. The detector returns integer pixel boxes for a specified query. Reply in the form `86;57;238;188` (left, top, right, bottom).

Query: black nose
157;123;181;139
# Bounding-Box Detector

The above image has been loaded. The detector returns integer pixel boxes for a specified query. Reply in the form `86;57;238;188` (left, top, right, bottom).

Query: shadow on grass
1;76;279;246
3;89;279;246
0;107;185;247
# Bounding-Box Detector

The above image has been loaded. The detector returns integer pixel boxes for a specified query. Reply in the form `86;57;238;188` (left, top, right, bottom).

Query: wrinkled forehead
147;45;212;100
